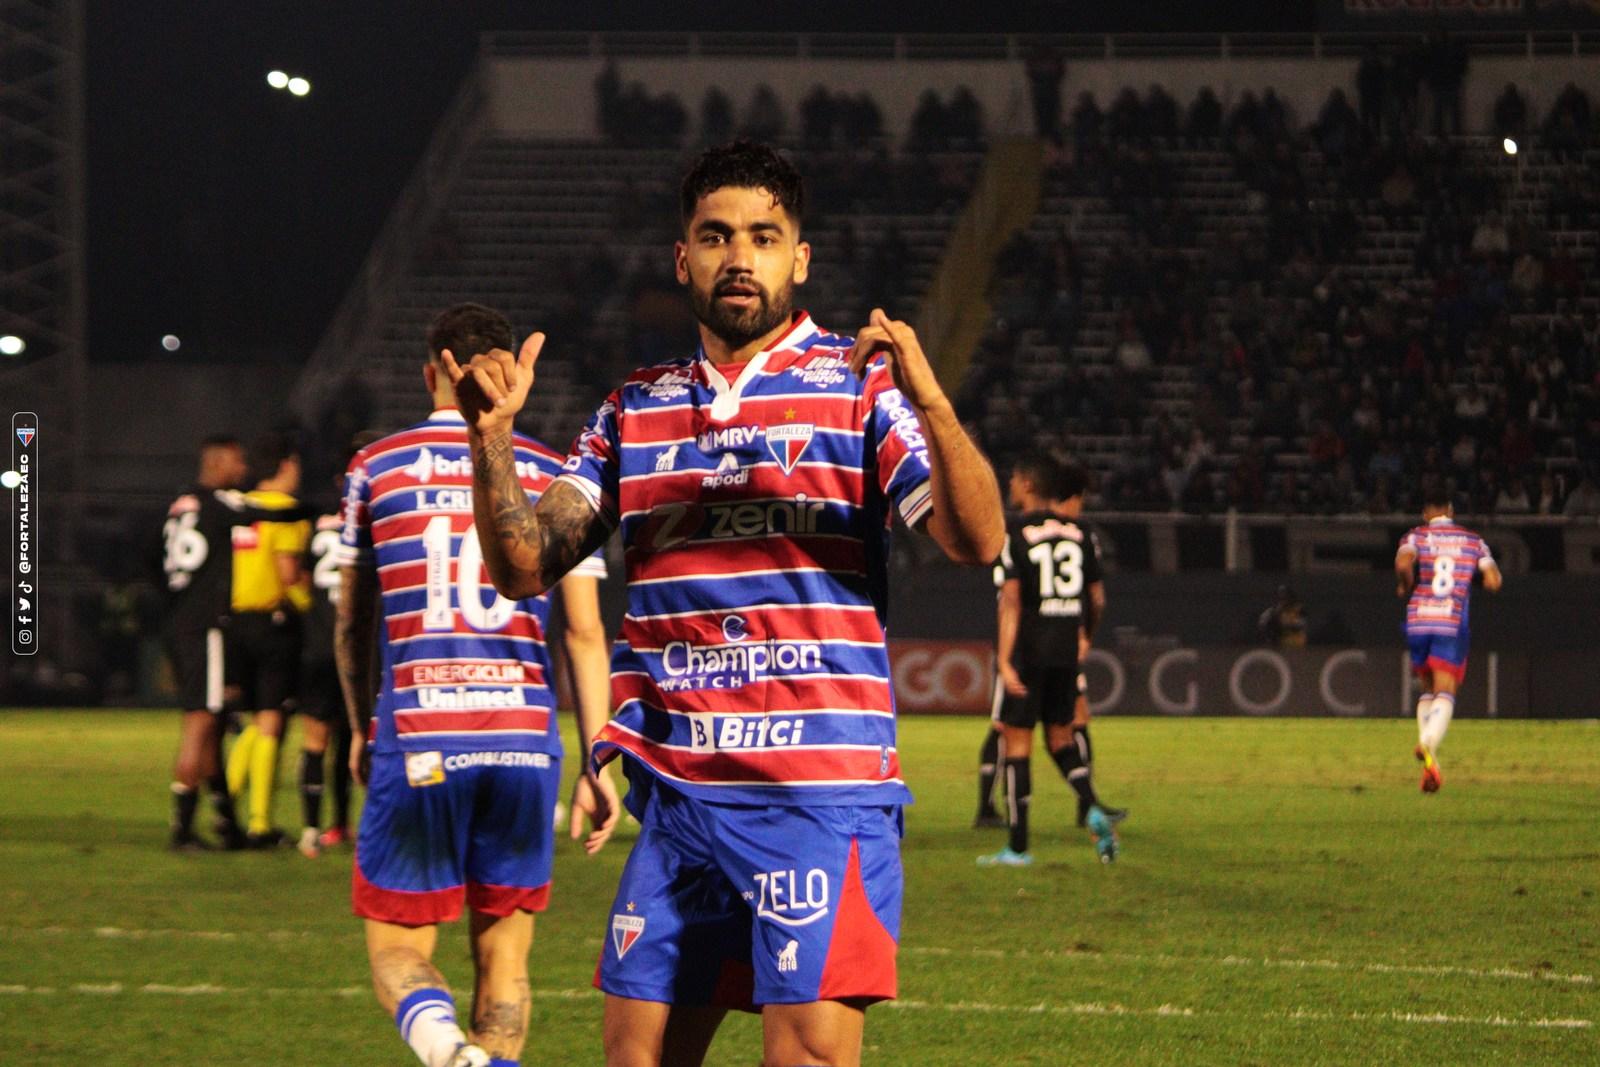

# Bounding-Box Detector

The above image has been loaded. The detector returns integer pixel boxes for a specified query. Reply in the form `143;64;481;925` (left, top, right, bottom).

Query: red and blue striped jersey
336;409;605;755
559;313;933;806
1398;518;1492;637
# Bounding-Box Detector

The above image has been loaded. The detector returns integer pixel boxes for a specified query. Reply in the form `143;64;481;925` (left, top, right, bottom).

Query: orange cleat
1416;745;1442;793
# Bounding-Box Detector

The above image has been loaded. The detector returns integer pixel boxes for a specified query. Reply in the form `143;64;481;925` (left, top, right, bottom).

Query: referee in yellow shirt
224;432;313;847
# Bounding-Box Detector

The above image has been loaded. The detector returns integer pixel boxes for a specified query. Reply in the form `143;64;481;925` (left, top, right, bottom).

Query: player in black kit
294;436;379;857
162;435;307;850
977;455;1124;866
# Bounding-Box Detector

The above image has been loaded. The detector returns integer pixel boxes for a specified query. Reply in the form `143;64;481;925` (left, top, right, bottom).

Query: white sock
396;987;468;1067
1421;693;1455;754
1415;691;1435;744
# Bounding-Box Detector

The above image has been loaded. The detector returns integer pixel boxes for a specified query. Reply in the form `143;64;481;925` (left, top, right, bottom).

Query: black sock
300;750;325;831
171;783;199;834
330;727;352;829
1051;731;1100;812
205;772;239;829
978;729;1002;813
1003;757;1031;854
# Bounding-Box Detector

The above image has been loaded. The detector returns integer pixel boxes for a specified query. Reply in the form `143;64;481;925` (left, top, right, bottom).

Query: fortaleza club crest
16;427;35;448
765;423;814;475
611;913;645;959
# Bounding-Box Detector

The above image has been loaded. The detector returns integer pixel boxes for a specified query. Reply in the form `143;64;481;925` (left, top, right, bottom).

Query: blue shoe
1087;806;1120;864
976;847;1034;867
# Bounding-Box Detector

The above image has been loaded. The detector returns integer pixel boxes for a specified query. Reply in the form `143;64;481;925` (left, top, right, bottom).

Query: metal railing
481;30;1600;61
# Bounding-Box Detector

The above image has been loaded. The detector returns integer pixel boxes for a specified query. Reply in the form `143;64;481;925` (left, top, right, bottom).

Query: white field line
6;927;1593;989
0;983;1587;1031
902;945;1596;987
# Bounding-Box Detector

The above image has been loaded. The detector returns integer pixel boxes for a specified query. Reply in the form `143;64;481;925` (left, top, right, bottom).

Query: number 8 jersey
1398;517;1492;638
336;409;605;755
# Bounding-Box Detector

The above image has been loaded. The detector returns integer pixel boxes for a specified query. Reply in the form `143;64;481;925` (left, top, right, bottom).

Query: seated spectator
1492;83;1528;145
1562;474;1600;516
1495;476;1532;514
1187;87;1223;143
1470;212;1510;258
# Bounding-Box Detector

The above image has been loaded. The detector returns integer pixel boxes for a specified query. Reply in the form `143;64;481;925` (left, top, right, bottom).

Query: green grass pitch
1;710;1595;1065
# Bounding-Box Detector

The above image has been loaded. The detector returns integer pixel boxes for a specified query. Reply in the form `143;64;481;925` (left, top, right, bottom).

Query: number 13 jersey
336;409;605;755
995;510;1103;664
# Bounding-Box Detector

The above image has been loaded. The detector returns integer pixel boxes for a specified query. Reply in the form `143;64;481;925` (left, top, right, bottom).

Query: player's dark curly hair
679;140;804;229
1012;452;1063;499
426;302;515;363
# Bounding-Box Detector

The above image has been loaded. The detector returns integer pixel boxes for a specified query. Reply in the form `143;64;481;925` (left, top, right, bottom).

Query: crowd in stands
961;51;1600;518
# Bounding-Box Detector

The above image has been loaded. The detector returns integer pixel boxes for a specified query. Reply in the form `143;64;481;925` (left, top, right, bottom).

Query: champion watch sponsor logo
612;913;645;958
660;633;824;690
721;614;749;642
765;424;814;475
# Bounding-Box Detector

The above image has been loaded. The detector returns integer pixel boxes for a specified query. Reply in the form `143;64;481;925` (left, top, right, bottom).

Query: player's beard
690;273;794;351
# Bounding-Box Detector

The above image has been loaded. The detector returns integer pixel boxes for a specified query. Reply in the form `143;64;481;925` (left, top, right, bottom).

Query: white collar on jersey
427;408;466;423
1426;516;1454;525
700;312;818;421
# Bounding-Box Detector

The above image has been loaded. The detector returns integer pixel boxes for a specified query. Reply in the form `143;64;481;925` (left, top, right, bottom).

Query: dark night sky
84;2;1312;366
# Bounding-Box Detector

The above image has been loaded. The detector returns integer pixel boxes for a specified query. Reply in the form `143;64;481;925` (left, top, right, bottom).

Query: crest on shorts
612;913;645;959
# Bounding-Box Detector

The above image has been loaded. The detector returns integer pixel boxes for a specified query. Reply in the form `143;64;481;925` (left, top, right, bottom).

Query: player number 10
422;516;515;633
1028;540;1084;599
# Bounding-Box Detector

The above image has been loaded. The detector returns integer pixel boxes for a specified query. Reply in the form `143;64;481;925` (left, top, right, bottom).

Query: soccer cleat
211;816;248;851
316;825;349;849
976;847;1034;867
1087;806;1120;864
1098;805;1129;825
244;828;287;850
445;1043;491;1067
168;829;214;853
973;807;1006;829
1416;745;1443;793
296;827;322;858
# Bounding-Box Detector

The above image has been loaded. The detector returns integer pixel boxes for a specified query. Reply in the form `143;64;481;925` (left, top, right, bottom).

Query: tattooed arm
335;562;380;785
469;433;609;600
440;334;610;599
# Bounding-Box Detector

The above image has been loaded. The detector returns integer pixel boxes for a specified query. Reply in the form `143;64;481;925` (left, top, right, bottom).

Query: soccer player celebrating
1395;488;1502;792
338;303;619;1067
444;141;1004;1067
978;454;1123;867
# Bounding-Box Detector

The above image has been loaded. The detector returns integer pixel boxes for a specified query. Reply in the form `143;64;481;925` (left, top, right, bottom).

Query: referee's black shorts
225;611;303;714
168;625;226;714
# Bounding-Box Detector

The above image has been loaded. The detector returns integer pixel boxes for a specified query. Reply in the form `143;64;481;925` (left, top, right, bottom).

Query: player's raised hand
438;331;545;437
569;769;621;855
848;308;946;410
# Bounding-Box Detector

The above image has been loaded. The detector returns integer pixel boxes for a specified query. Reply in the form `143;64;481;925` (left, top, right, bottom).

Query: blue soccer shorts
595;783;903;1010
1407;630;1469;685
353;750;561;926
